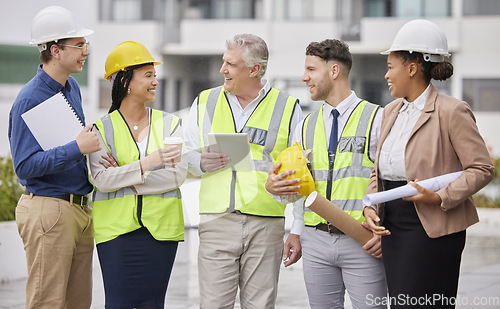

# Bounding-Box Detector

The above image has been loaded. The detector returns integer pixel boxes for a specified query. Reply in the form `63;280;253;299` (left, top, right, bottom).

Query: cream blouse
378;84;430;181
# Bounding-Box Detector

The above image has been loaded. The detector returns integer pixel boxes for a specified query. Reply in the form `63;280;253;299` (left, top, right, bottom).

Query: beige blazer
367;85;494;238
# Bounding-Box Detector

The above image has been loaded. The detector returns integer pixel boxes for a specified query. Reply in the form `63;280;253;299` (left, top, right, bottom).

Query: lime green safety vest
302;101;379;226
197;86;298;216
92;109;184;244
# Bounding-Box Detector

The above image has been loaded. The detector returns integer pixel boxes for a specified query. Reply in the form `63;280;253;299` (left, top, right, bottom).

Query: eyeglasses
59;42;91;54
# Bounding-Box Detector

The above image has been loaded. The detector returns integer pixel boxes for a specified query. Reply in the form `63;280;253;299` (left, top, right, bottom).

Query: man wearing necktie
329;109;340;154
267;39;387;308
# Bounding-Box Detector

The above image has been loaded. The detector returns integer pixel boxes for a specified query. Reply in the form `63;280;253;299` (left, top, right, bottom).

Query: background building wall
1;0;500;156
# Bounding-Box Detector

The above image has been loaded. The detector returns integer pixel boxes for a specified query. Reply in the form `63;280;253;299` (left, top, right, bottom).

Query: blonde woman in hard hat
363;20;494;308
9;6;99;308
88;41;187;309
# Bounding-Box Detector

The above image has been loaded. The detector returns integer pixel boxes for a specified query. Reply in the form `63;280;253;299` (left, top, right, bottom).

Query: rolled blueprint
305;192;373;246
362;171;463;207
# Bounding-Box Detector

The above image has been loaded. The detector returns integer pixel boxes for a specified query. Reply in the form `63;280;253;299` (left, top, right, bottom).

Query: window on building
463;79;500;111
273;0;335;20
398;0;450;17
463;0;500;16
339;0;364;41
366;0;392;17
100;0;165;21
186;0;257;19
365;0;451;17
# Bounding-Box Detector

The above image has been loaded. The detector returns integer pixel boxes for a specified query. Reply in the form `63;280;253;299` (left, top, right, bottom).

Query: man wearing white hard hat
8;6;99;309
363;19;494;308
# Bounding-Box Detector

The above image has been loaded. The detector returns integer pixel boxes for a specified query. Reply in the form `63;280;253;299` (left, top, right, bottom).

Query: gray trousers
301;227;387;309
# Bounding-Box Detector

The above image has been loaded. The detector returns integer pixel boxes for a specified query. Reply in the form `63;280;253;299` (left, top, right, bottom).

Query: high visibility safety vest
92;109;184;244
302;101;379;226
197;86;298;216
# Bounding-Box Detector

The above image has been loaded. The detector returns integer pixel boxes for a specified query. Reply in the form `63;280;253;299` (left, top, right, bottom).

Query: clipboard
21;92;84;151
207;133;254;171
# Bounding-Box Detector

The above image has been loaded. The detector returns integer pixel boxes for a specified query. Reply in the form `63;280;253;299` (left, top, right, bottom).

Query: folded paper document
362;171;463;207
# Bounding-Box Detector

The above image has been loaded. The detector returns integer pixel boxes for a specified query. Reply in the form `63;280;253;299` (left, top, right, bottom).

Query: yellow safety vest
92;109;184;244
302;101;379;226
197;86;298;216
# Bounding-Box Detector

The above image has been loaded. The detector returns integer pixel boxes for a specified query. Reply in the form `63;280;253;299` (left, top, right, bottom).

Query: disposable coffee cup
164;136;183;163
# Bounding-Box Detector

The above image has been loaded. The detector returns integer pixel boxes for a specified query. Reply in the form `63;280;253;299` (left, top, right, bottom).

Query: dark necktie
328;109;340;155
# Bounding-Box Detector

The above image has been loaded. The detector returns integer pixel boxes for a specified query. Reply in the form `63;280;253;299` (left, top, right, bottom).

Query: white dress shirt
378;84;430;181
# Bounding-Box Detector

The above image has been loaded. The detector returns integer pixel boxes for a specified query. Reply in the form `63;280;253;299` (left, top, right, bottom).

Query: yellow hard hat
104;41;163;80
276;142;315;196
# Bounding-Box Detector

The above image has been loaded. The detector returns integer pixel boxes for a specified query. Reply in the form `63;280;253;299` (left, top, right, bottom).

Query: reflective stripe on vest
197;86;298;216
92;109;184;244
303;101;379;225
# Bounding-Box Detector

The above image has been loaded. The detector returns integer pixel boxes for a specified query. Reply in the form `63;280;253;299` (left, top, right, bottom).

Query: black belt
24;189;88;207
313;223;344;235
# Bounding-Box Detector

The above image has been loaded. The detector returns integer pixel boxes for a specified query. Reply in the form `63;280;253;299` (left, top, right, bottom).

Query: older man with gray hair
185;33;303;308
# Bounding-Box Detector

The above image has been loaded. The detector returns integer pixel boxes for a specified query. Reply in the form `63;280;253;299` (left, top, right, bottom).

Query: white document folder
21;92;84;151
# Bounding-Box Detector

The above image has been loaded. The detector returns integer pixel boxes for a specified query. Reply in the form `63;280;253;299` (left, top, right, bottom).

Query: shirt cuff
437;191;447;211
66;140;84;160
290;218;304;235
264;186;297;204
187;151;204;176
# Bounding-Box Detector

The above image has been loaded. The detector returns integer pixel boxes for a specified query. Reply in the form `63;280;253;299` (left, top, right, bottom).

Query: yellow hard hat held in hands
275;142;315;196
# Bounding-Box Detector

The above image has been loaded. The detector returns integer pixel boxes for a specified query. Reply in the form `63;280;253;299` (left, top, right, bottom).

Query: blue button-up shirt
8;65;93;196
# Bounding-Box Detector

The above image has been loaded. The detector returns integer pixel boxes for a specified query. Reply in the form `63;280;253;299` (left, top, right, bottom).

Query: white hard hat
30;6;94;51
381;19;450;62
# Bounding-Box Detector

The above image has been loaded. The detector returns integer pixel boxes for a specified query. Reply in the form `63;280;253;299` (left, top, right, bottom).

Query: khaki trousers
15;194;94;309
198;213;285;309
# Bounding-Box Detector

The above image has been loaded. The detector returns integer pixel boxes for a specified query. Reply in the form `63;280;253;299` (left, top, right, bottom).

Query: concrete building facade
1;0;500;155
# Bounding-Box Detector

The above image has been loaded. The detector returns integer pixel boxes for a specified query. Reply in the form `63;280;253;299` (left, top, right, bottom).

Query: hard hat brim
104;61;163;81
29;28;94;46
380;47;451;58
380;49;391;55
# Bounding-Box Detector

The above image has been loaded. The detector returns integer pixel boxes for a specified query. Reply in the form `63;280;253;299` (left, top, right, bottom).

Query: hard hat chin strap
423;53;445;63
110;72;119;84
37;43;47;52
37;39;59;52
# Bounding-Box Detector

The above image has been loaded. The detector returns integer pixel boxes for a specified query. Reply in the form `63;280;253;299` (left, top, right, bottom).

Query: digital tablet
207;133;253;171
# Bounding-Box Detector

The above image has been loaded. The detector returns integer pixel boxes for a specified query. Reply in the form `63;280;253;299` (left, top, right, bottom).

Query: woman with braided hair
89;41;187;309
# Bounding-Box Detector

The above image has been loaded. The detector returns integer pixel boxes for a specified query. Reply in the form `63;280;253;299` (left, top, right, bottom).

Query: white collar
224;78;270;104
401;84;431;112
323;91;358;117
